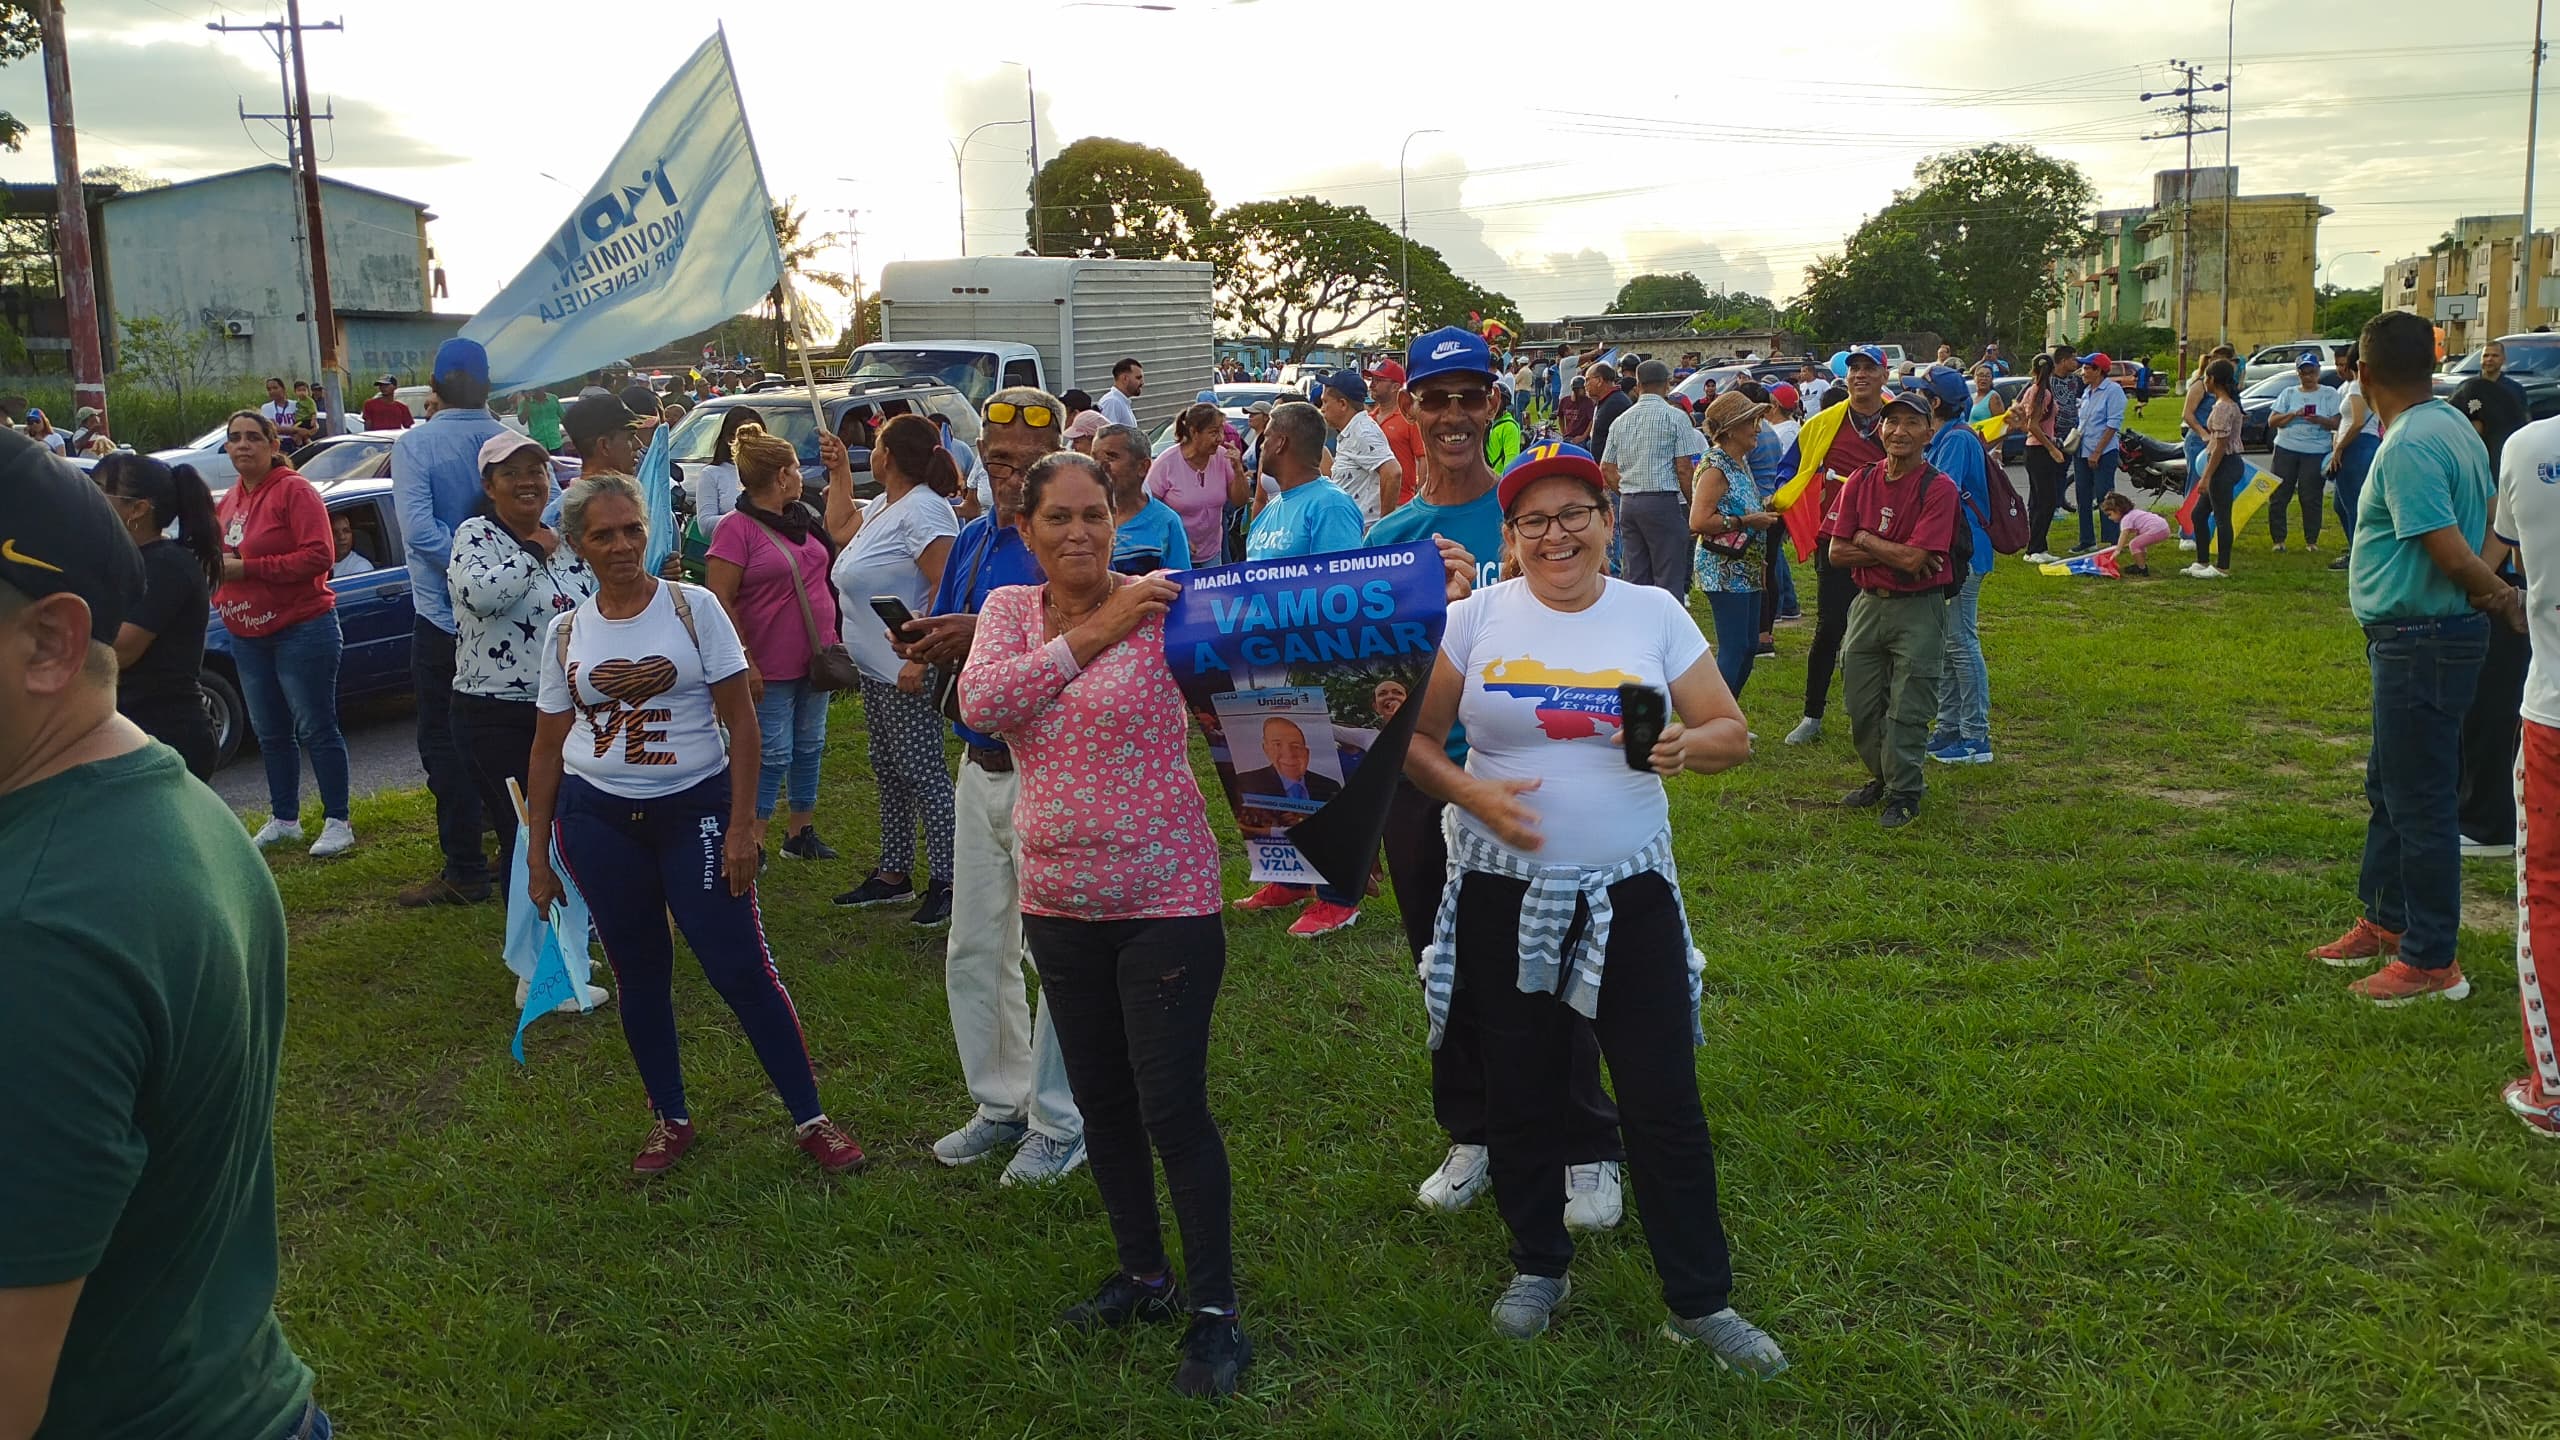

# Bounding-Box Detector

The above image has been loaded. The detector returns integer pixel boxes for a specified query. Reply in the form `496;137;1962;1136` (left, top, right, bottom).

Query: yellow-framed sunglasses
984;400;1057;429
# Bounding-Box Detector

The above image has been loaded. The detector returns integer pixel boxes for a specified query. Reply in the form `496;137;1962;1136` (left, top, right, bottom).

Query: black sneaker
2327;553;2351;571
1172;1311;1252;1399
910;883;953;929
781;827;838;861
1880;796;1920;829
1062;1271;1186;1333
833;870;916;909
1841;779;1885;808
1754;637;1777;658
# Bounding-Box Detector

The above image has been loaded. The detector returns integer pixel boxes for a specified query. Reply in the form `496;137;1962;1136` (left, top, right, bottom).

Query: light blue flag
461;30;782;392
638;424;676;575
506;818;598;1063
512;919;579;1064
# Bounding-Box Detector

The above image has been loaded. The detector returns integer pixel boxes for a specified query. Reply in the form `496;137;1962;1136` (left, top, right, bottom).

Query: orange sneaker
2347;959;2471;1006
2311;918;2403;968
2503;1077;2560;1138
1234;882;1311;912
1288;900;1361;937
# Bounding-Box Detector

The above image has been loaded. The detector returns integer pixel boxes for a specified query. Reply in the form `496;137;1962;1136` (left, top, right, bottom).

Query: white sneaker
514;975;610;1013
2022;551;2056;565
1563;1160;1625;1230
2462;834;2517;858
309;818;357;858
1417;1142;1491;1211
2195;566;2226;579
1782;715;1822;746
2177;537;2197;551
250;818;303;849
999;1129;1088;1186
2182;563;2209;578
932;1113;1028;1167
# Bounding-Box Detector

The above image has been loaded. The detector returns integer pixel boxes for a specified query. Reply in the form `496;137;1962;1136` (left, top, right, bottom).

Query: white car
2242;339;2349;386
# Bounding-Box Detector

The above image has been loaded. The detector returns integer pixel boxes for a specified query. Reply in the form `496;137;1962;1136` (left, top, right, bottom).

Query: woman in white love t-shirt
523;472;868;1181
1400;441;1786;1374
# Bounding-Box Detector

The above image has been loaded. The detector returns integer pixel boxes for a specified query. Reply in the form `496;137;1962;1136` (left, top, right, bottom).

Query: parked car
665;381;977;505
153;423;242;489
2239;366;2344;450
198;477;415;770
1143;383;1295;456
2440;334;2560;420
2241;339;2350;386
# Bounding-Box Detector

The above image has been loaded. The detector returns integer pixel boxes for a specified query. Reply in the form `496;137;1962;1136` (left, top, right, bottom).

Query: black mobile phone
1618;682;1667;773
869;595;917;639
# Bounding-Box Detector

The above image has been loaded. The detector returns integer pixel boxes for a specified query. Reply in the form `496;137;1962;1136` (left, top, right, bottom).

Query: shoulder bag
748;516;860;693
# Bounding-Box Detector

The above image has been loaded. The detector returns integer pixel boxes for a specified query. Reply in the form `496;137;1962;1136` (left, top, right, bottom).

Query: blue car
199;476;417;769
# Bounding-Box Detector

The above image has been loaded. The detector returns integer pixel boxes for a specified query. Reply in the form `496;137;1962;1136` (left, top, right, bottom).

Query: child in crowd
2102;494;2171;575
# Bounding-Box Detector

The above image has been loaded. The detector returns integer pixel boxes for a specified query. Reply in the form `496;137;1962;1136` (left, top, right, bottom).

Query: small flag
503;806;598;1063
2038;550;2121;578
638;424;677;576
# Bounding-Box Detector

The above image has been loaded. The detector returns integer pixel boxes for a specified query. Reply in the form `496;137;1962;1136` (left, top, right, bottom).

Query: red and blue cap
1496;440;1604;514
1844;345;1888;370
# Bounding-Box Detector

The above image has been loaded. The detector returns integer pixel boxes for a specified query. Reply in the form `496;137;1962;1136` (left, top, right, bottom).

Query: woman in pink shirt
958;450;1248;1400
1144;402;1248;567
705;423;843;860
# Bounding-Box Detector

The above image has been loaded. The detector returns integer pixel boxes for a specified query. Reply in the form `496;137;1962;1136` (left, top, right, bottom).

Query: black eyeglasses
1506;503;1604;539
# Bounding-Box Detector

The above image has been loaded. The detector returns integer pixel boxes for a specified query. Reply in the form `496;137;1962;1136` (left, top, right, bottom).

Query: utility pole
211;5;343;433
2143;61;2226;387
2221;0;2236;347
36;1;103;424
1024;67;1042;256
233;39;324;393
2529;0;2548;325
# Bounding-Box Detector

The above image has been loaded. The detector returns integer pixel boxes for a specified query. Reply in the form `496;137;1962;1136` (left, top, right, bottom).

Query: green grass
0;373;265;450
261;543;2560;1438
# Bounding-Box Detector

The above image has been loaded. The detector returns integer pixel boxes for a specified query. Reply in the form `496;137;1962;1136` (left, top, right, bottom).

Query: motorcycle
2119;430;2188;496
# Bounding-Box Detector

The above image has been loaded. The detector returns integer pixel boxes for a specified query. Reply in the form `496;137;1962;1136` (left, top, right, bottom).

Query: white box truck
850;256;1216;435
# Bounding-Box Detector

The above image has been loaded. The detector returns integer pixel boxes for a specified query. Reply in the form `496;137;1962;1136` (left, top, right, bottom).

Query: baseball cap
1667;393;1693;413
1404;325;1498;386
1879;390;1932;421
476;430;551;474
564;391;647;446
376;373;398;387
618;383;662;418
1245;399;1276;415
75;406;101;425
1366;358;1407;384
2296;352;2322;370
0;429;142;642
1496;440;1605;514
1844;346;1887;371
2083;351;2113;374
1919;365;1970;415
1195;389;1220;404
1768;381;1801;410
1322;369;1369;407
433;337;491;386
1063;409;1110;444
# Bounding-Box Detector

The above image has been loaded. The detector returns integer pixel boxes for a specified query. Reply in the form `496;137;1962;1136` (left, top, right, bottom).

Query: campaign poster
1163;542;1447;892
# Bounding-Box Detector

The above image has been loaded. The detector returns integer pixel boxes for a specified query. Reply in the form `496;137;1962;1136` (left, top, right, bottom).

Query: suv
2242;340;2349;386
2441;334;2560;420
664;380;981;503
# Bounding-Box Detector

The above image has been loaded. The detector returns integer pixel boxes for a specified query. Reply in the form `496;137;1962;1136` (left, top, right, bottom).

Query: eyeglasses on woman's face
1505;502;1603;539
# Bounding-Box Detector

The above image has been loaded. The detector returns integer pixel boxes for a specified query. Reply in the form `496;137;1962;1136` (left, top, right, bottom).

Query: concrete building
2385;215;2532;358
2048;169;2328;357
95;165;465;385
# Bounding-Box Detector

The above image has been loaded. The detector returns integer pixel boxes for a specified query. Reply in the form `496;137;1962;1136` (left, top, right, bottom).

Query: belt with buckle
1860;586;1934;600
965;745;1014;774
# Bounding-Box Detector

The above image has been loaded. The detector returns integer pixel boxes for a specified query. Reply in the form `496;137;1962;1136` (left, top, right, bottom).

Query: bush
0;374;266;451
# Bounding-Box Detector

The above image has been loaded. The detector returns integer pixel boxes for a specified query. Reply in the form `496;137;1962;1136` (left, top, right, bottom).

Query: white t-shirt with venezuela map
1440;575;1711;868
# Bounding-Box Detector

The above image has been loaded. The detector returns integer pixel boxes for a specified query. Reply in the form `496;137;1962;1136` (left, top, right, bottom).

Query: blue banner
1162;542;1448;892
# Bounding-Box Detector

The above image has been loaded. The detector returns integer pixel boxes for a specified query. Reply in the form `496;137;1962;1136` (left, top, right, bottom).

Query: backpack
1963;472;2031;555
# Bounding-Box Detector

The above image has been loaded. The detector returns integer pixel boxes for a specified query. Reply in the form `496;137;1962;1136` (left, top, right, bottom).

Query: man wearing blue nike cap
1368;326;1629;1233
389;337;509;907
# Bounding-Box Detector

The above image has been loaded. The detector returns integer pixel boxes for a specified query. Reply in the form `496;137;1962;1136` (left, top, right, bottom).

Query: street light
1399;128;1443;330
2324;249;2382;290
950;119;1029;256
2220;0;2235;347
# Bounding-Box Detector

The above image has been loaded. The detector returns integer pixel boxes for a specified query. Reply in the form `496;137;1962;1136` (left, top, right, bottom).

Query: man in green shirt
519;385;566;452
0;433;320;1439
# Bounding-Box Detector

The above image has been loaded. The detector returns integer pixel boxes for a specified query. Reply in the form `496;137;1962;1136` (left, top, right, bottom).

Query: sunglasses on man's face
984;401;1056;429
1412;387;1493;411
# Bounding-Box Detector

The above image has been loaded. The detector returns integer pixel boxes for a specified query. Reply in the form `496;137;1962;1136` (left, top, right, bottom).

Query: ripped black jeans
1023;910;1235;1310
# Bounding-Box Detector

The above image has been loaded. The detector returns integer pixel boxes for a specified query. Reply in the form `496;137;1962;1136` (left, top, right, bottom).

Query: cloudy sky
2;0;2541;327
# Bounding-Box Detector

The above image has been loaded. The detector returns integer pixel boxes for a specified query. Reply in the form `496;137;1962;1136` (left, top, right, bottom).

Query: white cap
475;430;550;472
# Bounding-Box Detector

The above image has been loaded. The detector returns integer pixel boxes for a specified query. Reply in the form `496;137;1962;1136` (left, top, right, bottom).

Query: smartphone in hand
1618;682;1667;774
870;595;917;640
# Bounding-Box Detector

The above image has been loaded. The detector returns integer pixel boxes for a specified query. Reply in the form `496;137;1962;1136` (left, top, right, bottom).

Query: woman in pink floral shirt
956;451;1247;1400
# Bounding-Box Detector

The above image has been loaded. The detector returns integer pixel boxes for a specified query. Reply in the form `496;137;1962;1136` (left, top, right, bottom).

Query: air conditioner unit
224;318;254;338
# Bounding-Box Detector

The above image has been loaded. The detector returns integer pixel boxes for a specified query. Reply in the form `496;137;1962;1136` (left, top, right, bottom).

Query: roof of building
98;164;435;219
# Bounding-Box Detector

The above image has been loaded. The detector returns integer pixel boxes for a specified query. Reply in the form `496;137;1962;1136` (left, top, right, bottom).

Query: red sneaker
1288;900;1361;937
1234;882;1311;912
632;1116;697;1177
2311;918;2403;968
796;1116;870;1174
2348;959;2471;1006
2504;1077;2560;1139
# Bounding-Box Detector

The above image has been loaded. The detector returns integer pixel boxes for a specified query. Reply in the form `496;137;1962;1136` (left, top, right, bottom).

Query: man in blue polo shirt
1366;325;1627;1234
893;386;1085;1187
2310;312;2525;1004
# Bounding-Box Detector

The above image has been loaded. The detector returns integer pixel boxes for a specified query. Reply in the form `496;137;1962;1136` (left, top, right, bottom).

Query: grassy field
258;540;2560;1439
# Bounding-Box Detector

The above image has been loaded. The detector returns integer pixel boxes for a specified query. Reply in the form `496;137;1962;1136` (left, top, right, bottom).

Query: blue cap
1920;365;1970;415
1845;345;1887;370
1195;389;1220;403
2296;352;2321;369
1322;369;1369;407
1404;325;1497;385
433;337;490;386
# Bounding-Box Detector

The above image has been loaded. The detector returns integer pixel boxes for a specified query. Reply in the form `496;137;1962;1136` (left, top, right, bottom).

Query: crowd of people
20;294;2560;1431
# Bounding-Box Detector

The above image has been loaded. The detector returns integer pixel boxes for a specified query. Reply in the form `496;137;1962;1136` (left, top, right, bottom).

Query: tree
2316;285;2383;341
116;313;218;407
765;200;850;362
1609;272;1712;314
1796;222;1962;346
1686;290;1784;335
0;4;37;152
80;164;165;193
2081;322;2175;372
1203;195;1515;364
1029;137;1212;260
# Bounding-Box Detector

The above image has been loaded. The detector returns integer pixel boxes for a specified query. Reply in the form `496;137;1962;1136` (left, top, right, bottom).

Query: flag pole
776;263;829;437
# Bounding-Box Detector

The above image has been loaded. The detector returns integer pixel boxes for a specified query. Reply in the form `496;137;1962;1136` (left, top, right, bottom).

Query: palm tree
766;199;851;364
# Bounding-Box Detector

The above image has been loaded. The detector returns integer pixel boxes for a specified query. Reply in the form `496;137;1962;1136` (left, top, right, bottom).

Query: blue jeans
754;677;829;819
1703;588;1759;699
2361;613;2489;970
1932;571;1989;743
231;609;350;822
2072;448;2121;549
280;1401;332;1439
2334;432;2379;543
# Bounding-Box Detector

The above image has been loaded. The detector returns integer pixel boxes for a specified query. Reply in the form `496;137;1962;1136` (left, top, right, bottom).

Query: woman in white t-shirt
1401;442;1784;1374
689;405;760;531
2326;342;2384;567
826;414;962;925
524;472;868;1180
